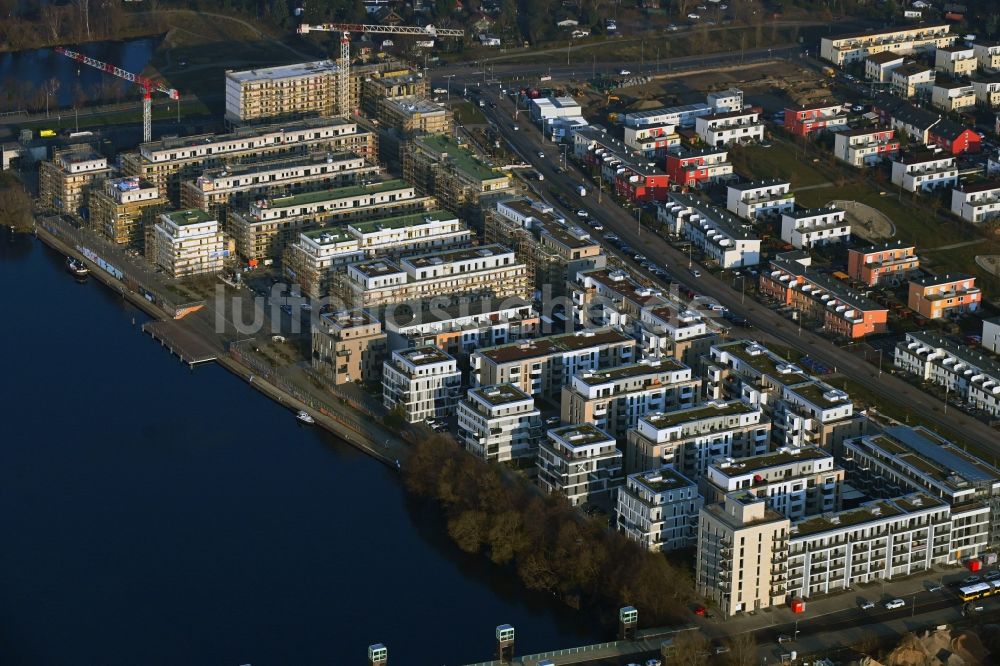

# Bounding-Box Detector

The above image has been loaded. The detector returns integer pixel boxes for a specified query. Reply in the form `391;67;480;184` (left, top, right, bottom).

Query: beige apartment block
225;61;339;124
311;309;387;387
38;145;112;216
153;209;225;279
88;176;168;250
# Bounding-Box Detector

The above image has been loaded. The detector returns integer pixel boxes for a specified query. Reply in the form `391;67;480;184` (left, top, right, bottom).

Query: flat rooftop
793;500;902;537
784;206;844;220
910;272;975;287
634;467;696;493
786;380;851;409
576;359;686;386
580;268;664;305
383;297;534;330
396;346;454;366
549;423;614;447
264;179;410;209
383;95;448;116
643;400;756;430
302;226;356;245
538;221;598;250
404;244;512;268
478;328;632;364
138;117;355;153
163;209;214;226
715;341;810;384
471;383;532;406
727;178;790;192
320;309;379;329
414;134;504;182
226;60;338;83
861;425;1000;489
197;151;362;181
714;446;829;476
349;209;456;234
352;259;404;277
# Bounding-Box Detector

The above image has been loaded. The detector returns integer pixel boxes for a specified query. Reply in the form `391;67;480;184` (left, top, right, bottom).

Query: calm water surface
0;233;602;664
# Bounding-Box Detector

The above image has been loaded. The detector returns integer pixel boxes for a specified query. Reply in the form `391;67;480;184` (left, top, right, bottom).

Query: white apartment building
780;207;851;249
224;60;339;124
951;181;1000;223
894;332;1000;418
707;88;745;113
866;51;906;82
786;493;953;600
706;446;842;520
843;425;1000;554
890;151;959;192
695;492;790;616
616;467;703;552
658;194;762;269
820;23;955;66
457;384;542;463
623;122;680;158
472;328;636;400
537;424;623;506
382;346;462;423
892;63;935;98
285;227;365;298
974;42;1000;70
152;209;225;278
623;103;712;129
984;317;1000;354
832;127;900;167
931;79;976;112
336;244;531;311
637;303;714;369
560;359;701;441
774;380;866;452
695;109;765;147
383;298;540;354
726;179;795;220
625;400;771;477
707;340;813;411
935;45;977;77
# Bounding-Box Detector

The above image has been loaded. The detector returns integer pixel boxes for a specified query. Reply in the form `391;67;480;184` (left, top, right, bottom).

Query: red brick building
663;146;733;188
783;103;849;137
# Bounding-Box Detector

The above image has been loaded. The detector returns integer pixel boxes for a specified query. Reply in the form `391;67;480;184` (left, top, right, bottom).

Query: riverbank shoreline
32;222;405;469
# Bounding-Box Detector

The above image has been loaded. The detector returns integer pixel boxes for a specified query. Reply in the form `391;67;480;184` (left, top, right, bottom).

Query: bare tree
73;0;91;41
669;630;710;666
724;632;757;666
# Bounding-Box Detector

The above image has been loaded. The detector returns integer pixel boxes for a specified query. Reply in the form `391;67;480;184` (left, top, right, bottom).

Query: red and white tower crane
297;23;464;118
55;46;180;143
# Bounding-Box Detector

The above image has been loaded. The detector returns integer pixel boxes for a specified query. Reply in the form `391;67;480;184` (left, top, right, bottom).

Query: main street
443;78;1000;455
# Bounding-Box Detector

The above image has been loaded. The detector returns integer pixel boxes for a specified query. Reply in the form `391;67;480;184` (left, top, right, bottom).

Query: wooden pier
142;320;219;367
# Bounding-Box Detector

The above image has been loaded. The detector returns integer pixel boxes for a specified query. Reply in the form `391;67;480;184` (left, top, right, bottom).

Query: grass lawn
924;238;1000;297
730;142;831;188
452;101;487;126
19;98;213;132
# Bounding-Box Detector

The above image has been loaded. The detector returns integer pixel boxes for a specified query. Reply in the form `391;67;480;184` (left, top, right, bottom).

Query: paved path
923;238;986;252
794;181;834;191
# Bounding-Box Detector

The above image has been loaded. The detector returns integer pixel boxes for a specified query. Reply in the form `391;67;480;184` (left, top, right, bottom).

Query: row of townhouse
885;101;981;155
907;273;981;319
783;102;849;137
573;127;671;203
890;150;958;192
832;127;900;167
695;109;765;148
726;179;795;221
779;207;851;250
657;194;762;269
951;180;1000;223
847;240;920;287
895;331;1000;417
820;23;956;66
663;146;734;188
758;252;889;339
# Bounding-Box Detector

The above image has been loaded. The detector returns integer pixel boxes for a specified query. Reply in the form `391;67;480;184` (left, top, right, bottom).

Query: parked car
964;575;982;585
860;600;876;610
619;69;631;75
690;268;702;278
926;582;944;592
778;635;793;644
577;209;589;218
884;599;905;610
592;222;604;231
537;150;545;158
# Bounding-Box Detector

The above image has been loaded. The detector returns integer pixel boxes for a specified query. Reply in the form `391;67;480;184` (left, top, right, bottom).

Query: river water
0;233;602;664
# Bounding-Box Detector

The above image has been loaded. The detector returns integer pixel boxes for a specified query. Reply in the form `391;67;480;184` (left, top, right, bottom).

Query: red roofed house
783;103;849;137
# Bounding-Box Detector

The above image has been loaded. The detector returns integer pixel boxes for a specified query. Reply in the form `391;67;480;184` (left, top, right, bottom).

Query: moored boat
66;257;89;278
296;410;315;425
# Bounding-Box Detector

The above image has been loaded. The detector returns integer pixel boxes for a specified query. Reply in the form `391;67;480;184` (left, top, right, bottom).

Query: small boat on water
66;257;89;278
296;410;315;425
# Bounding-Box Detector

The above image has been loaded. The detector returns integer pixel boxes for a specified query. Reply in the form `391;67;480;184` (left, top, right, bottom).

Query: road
454;83;1000;454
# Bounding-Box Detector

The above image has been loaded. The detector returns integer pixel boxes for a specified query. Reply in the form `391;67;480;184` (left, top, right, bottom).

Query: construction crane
55;46;180;143
297;23;464;119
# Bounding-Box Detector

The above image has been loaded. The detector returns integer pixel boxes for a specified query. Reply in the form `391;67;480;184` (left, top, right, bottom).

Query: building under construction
89;176;168;250
38;144;112;217
401;134;512;228
224;61;340;125
120;118;376;205
361;67;428;116
376;96;453;170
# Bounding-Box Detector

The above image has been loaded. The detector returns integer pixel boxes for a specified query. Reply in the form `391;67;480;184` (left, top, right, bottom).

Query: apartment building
888;103;942;144
625;400;771;477
892;63;935;98
616;467;703;552
707;340;812;407
472;328;636;400
774;380;866;452
486;198;606;298
121;118;376;204
180;152;376;231
457;384;542;463
982;316;1000;354
571;267;668;324
820;24;955;66
537;424;623;507
637;303;717;371
152;209;225;278
382;346;462;423
895;332;1000;418
378;96;453;137
971;75;1000;108
402;134;512;223
311;309;387;386
832;127;900;167
38;145;111;216
623;122;681;159
663;146;733;188
335;244;531;311
658;194;762;269
866;51;906;82
622;103;712;129
88;176;167;250
974;41;1000;70
230;180;423;262
561;359;700;441
285;209;470;298
705;447;842;520
726;179;795;221
759;252;889;338
931;78;976;112
573;127;671;203
224;61;339;124
847;240;920;287
843;425;1000;553
786;493;953;600
908;273;981;319
360;67;428;117
890;150;958;192
695;492;790;616
383;298;541;356
780;207;850;249
695;109;765;147
951;180;1000;222
783;103;849;137
935;44;977;76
